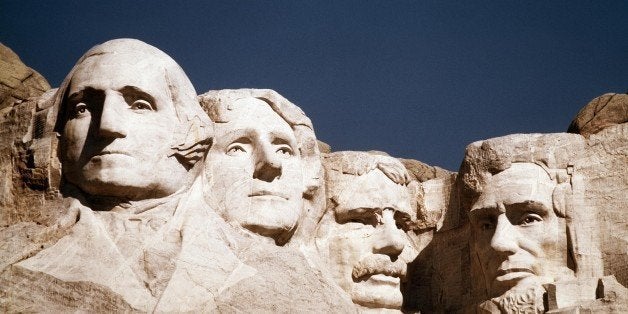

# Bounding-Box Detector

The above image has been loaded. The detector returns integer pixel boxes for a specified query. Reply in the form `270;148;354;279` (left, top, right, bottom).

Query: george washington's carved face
469;163;573;298
61;53;188;200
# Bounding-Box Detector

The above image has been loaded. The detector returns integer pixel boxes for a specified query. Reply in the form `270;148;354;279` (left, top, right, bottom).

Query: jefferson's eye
276;145;293;156
519;213;543;226
130;99;153;110
227;145;247;155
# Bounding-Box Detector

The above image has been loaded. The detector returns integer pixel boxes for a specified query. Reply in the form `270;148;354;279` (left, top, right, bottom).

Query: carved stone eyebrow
67;87;99;104
504;201;550;216
270;131;298;149
119;86;157;109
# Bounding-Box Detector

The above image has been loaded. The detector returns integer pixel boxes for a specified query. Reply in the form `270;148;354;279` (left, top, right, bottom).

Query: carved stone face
61;53;187;200
205;97;304;241
469;163;572;298
319;169;417;310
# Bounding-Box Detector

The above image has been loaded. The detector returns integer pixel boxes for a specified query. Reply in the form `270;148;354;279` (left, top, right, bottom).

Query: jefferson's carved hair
53;38;212;169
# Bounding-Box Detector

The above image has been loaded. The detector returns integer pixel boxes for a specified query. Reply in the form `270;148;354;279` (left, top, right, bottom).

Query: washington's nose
253;142;282;182
372;210;405;259
490;214;519;255
98;93;127;138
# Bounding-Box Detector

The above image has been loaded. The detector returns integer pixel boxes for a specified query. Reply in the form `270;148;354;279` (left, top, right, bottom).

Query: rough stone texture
0;43;50;111
0;40;625;313
568;93;628;138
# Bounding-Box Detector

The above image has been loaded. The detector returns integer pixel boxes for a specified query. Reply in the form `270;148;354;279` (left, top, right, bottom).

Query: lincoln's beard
486;284;546;313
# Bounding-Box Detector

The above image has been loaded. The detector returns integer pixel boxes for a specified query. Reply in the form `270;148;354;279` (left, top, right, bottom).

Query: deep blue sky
2;1;626;170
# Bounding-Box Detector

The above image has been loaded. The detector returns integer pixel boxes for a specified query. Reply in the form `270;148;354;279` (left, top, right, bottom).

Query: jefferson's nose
372;209;406;259
490;214;519;255
253;142;282;182
98;92;127;138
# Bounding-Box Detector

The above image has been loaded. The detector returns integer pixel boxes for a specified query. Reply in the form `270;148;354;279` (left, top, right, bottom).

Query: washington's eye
519;213;543;226
227;145;247;155
276;145;293;156
71;103;89;116
130;99;153;110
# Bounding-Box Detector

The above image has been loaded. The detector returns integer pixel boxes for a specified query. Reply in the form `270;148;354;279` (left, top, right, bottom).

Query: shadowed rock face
0;39;626;313
0;43;51;111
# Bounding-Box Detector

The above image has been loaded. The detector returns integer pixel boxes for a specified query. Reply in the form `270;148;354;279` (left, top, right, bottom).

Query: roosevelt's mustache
352;255;407;281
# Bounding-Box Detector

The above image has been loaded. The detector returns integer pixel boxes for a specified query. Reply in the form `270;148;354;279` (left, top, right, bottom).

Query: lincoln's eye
519;213;543;226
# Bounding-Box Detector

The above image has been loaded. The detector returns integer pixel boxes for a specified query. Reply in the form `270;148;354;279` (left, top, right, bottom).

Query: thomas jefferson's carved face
61;53;187;200
318;169;417;310
205;98;304;241
469;163;573;298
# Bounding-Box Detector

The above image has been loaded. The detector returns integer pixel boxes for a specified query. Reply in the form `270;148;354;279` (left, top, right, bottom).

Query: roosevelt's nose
490;213;519;255
252;142;282;182
98;92;127;138
372;209;406;259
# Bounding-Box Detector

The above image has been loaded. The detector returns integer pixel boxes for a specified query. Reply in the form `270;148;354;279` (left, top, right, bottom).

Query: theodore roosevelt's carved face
204;97;304;241
318;168;417;310
469;163;572;298
61;53;187;200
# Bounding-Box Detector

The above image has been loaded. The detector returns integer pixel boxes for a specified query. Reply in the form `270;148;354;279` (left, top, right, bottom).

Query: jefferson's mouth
248;190;289;200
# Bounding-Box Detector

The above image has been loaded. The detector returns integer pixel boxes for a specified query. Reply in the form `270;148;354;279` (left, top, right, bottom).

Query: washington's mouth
352;264;406;282
495;268;535;281
93;150;131;157
248;190;289;200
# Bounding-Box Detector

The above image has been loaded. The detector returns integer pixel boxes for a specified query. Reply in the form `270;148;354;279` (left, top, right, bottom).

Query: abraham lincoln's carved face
469;163;572;298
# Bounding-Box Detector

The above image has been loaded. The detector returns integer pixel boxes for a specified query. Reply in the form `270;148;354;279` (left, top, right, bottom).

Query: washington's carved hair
53;38;212;170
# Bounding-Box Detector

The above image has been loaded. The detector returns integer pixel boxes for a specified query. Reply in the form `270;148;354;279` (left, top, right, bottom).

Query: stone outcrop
0;40;625;313
0;43;50;111
568;93;628;138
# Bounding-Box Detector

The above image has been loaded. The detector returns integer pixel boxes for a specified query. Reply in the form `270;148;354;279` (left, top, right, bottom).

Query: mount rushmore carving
0;39;626;312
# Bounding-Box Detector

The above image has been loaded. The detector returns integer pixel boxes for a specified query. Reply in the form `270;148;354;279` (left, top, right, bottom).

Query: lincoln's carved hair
459;133;585;218
459;132;603;279
53;38;212;170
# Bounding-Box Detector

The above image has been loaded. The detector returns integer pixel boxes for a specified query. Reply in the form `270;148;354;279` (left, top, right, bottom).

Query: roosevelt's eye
130;99;153;111
276;145;293;156
227;144;247;155
518;213;543;226
344;212;380;227
480;221;495;231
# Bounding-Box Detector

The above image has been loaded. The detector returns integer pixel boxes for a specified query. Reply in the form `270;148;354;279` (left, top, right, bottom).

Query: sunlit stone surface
0;39;625;312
